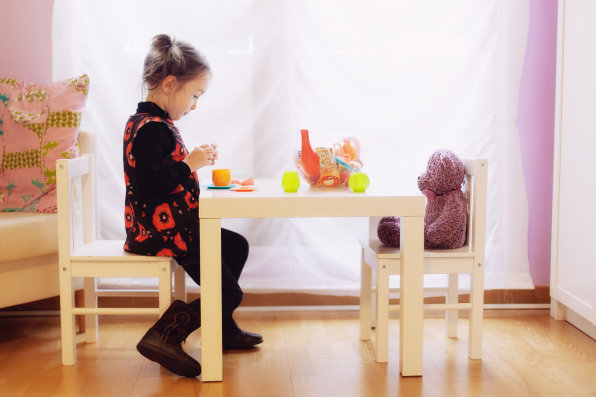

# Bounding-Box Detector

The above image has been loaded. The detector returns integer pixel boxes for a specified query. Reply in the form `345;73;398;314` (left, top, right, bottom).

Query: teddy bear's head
417;150;464;196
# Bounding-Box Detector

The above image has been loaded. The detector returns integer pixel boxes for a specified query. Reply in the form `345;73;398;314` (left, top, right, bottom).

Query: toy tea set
295;129;368;192
207;129;369;193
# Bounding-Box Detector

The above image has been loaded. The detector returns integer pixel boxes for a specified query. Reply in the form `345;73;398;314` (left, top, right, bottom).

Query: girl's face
168;71;211;120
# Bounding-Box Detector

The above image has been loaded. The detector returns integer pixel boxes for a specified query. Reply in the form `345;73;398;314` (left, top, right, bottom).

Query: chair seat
360;239;474;258
360;239;475;274
71;240;171;262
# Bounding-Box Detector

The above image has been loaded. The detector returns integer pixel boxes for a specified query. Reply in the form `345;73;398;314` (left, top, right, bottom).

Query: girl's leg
181;253;243;317
183;228;248;315
182;228;261;348
136;300;202;377
218;229;262;348
220;228;249;282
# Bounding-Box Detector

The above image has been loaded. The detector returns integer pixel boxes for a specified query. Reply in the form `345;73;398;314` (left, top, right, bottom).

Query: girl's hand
183;144;218;171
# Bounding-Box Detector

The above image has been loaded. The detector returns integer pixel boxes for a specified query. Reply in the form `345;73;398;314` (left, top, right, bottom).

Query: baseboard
0;286;550;312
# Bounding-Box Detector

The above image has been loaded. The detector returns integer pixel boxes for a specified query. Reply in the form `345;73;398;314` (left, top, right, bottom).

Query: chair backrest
56;155;97;260
461;158;488;261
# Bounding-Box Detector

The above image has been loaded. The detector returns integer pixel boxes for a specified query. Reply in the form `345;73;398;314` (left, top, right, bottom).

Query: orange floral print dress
122;108;199;260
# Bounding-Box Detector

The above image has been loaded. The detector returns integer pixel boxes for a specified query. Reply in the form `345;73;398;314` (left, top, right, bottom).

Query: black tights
176;228;249;330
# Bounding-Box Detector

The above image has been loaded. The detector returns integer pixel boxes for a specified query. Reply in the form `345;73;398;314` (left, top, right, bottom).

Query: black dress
123;102;199;259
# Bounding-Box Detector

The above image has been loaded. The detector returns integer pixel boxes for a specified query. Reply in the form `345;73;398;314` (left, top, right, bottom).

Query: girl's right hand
183;144;217;171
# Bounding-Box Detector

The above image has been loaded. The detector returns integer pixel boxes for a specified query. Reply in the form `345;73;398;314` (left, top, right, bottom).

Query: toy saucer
207;184;238;189
231;186;258;192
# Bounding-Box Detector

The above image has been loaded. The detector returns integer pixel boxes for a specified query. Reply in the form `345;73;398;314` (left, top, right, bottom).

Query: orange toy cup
212;169;231;186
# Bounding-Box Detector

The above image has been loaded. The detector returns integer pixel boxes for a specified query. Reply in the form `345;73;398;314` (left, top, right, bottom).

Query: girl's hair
143;34;210;91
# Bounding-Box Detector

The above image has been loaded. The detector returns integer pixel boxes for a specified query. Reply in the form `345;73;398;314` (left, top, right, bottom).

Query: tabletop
199;179;425;219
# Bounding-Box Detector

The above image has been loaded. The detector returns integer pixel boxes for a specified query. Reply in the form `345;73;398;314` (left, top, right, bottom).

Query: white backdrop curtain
52;0;534;293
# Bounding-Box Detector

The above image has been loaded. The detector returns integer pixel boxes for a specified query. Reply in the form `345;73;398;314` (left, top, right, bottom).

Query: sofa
0;131;95;308
0;73;93;309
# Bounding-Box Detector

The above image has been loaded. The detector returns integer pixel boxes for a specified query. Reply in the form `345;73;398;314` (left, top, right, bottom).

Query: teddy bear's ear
420;150;465;195
444;151;465;179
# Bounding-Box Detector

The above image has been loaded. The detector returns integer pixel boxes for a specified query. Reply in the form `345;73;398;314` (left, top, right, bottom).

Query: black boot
136;300;201;377
222;314;263;350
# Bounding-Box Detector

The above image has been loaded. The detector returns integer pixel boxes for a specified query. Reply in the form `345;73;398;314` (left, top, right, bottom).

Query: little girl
123;34;262;378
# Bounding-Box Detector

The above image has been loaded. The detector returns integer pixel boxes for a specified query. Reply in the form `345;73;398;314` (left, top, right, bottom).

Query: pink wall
0;0;54;84
517;0;558;286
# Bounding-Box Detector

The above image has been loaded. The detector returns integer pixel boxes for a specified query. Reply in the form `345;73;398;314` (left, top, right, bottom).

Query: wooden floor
0;309;595;397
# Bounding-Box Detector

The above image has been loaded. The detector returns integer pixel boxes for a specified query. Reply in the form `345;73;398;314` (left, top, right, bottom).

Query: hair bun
152;34;174;51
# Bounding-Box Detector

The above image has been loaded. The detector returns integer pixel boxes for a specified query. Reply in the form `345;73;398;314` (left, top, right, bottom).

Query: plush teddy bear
377;149;467;249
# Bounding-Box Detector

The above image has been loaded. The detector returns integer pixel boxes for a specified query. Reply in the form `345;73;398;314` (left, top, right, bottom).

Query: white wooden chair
359;157;488;362
57;155;186;365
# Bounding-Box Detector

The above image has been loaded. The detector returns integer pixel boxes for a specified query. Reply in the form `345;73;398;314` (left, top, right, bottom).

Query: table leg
359;247;372;341
399;215;424;376
200;217;223;381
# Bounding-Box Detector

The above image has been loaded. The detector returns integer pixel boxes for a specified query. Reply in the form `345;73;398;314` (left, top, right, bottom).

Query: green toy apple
349;172;370;193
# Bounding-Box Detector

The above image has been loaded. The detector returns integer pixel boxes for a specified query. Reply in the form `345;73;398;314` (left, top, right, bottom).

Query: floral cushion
0;75;89;212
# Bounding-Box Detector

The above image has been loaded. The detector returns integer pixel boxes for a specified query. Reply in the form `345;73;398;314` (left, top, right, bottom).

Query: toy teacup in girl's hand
184;143;218;170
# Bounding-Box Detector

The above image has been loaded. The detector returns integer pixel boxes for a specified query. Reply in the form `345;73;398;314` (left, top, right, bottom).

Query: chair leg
446;273;458;338
468;264;484;359
371;268;377;329
59;265;76;365
158;260;173;315
84;277;98;343
173;264;187;302
371;291;377;329
375;259;390;363
360;249;372;341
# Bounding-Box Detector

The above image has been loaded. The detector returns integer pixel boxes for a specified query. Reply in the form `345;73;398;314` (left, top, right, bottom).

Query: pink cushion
0;75;89;212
